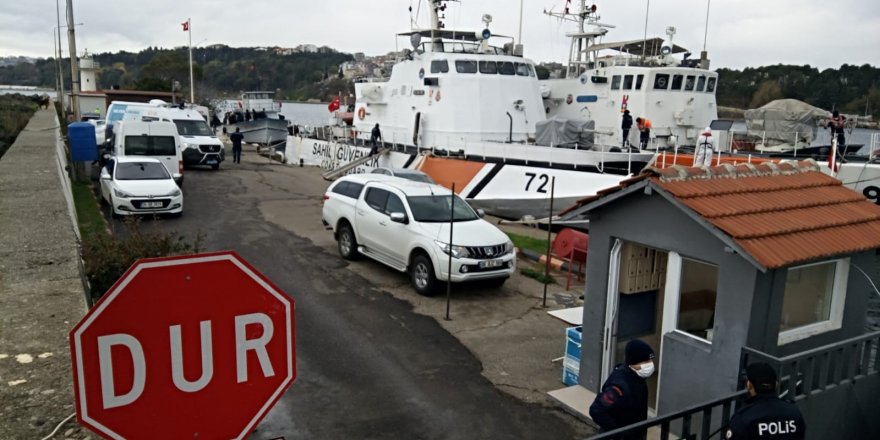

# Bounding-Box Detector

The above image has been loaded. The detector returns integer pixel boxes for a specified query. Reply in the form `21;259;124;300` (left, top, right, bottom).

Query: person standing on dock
636;117;652;149
695;127;715;167
827;110;846;148
369;123;382;156
724;362;805;439
621;110;633;147
589;339;655;439
230;127;244;164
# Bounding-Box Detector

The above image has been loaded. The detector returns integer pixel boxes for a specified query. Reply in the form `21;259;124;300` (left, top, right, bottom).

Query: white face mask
634;361;655;378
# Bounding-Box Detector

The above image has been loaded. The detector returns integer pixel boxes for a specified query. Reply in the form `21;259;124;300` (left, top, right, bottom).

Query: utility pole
187;18;194;103
55;0;64;108
66;0;81;121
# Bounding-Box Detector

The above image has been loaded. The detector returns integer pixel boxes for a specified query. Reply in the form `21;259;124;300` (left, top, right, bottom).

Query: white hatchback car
100;157;183;218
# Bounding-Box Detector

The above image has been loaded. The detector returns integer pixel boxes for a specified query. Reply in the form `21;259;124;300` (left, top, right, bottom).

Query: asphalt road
101;151;587;440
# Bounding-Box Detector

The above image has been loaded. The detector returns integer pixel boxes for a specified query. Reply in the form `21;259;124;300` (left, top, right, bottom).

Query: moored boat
288;0;655;219
220;91;289;145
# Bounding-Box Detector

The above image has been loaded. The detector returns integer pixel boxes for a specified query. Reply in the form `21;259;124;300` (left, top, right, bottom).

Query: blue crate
68;122;98;161
562;326;582;386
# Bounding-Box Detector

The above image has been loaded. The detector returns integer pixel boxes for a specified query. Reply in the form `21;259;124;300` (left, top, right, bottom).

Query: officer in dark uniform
621;109;633;147
589;339;655;439
725;362;805;439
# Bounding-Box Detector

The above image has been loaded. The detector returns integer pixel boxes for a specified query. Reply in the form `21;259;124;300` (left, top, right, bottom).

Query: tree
749;80;783;108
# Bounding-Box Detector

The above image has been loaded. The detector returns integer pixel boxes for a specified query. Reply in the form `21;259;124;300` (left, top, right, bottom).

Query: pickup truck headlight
435;241;470;258
113;188;135;198
503;240;514;254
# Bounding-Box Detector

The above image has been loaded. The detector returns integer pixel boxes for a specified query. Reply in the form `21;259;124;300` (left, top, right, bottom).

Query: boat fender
358;107;366;120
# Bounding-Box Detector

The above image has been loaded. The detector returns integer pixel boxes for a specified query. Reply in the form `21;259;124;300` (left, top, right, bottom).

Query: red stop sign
70;251;295;439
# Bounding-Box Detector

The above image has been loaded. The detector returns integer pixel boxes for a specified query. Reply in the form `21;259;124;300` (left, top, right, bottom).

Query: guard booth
554;159;880;439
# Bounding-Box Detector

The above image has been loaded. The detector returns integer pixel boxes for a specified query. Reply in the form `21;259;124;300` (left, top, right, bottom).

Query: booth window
778;259;848;344
676;258;718;342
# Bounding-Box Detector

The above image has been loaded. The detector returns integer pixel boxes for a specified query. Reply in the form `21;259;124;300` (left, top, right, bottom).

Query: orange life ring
357;107;366;120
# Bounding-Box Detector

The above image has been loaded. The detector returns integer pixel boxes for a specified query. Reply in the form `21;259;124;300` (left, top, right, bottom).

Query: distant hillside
0;46;354;104
716;64;879;119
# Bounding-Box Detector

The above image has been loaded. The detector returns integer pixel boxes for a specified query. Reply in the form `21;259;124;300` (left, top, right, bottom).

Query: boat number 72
525;172;549;193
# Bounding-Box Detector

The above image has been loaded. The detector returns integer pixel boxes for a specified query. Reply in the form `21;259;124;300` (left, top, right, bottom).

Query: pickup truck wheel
411;254;438;296
337;223;360;260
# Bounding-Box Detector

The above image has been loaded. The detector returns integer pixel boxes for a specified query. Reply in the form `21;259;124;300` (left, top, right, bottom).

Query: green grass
519;267;556;285
507;232;550;256
72;181;108;240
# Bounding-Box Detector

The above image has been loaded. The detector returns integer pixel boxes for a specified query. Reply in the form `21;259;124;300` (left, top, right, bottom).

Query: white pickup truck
322;174;516;295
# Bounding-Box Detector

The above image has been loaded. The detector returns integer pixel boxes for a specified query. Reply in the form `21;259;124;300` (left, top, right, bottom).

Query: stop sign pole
69;251;295;439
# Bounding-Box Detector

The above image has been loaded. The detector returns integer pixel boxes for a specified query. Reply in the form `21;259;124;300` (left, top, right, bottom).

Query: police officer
589;339;655;439
725;362;805;439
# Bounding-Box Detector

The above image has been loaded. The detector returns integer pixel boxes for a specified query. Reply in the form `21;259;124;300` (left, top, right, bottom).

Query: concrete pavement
0;108;89;439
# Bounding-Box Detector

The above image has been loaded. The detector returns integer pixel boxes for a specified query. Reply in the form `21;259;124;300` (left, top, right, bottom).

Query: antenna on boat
701;0;711;69
641;0;650;61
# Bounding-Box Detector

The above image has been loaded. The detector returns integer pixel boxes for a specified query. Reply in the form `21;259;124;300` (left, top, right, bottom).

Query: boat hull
287;135;649;219
230;118;288;145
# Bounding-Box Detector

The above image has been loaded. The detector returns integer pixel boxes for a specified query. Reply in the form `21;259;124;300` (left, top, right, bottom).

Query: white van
106;100;225;169
111;120;184;185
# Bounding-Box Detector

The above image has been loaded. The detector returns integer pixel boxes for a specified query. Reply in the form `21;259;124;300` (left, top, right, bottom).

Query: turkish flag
182;21;189;32
327;96;340;113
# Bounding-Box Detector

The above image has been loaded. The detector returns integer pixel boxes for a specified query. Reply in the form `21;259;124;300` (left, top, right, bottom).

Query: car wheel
337;223;359;260
109;196;121;220
411;254;438;296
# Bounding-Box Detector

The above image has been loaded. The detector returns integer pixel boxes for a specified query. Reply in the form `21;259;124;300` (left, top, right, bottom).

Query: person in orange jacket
636;117;652;149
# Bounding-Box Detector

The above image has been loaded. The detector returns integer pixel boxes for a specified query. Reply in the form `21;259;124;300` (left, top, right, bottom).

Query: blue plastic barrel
68;122;98;161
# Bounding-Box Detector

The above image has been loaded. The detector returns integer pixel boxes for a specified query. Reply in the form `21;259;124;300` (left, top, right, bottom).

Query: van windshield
173;119;213;136
124;135;177;156
407;195;478;222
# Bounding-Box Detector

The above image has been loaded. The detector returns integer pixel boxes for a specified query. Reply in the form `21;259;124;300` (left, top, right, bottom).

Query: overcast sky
4;0;878;70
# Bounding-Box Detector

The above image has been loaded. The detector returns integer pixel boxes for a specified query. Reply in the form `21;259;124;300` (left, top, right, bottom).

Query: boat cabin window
706;77;717;93
635;74;644;90
653;74;669;90
623;75;634;90
515;63;530;76
671;74;684;90
696;75;706;92
528;64;536;77
479;61;497;74
430;60;449;74
499;62;516;75
684;75;695;91
455;60;478;74
611;75;622;90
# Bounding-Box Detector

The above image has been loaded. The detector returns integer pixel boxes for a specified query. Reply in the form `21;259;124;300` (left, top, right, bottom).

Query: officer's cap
746;362;777;393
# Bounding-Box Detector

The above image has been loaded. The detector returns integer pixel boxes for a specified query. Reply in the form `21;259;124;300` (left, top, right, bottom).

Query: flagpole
188;17;194;103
